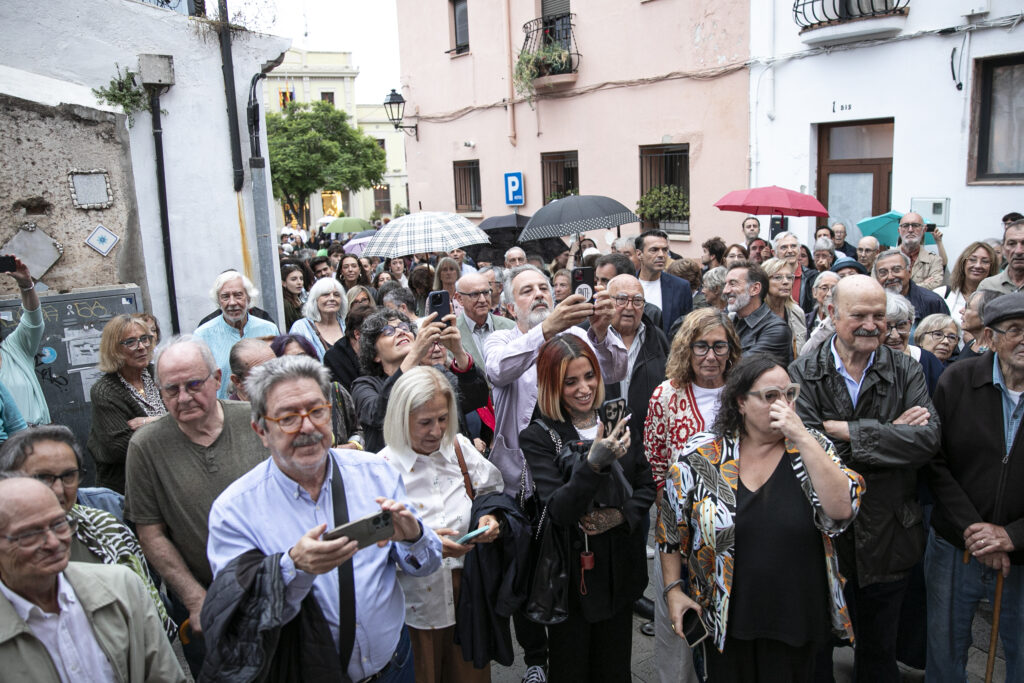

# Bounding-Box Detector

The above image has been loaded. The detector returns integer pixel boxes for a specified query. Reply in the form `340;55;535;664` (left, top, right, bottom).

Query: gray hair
872;249;912;277
885;292;915;322
383;286;417;313
702;265;727;292
612;236;633;252
210;270;259;305
813;237;835;256
0;425;84;474
382;366;458;454
504;246;526;261
915;313;960;345
301;277;348;323
153;335;218;385
501;264;548;308
772;231;800;250
245;355;331;428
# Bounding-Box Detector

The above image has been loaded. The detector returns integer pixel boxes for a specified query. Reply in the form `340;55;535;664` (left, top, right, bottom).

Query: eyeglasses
119;334;155;349
31;468;85;487
263;404;332;434
457;289;492;299
886;321;912;335
770;274;795;284
160;372;213;398
926;331;959;344
899;222;924;230
2;516;78;550
381;322;412;337
690;341;731;357
875;265;906;278
990;326;1024;343
612;294;646;308
747;383;801;404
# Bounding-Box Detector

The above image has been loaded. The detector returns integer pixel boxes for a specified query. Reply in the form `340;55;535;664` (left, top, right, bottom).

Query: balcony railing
793;0;909;30
519;13;580;77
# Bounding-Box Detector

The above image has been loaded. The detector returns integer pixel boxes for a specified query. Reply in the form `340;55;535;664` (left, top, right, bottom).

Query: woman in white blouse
378;366;503;683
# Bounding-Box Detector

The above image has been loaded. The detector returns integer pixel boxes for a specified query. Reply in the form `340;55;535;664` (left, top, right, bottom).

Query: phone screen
682;609;708;648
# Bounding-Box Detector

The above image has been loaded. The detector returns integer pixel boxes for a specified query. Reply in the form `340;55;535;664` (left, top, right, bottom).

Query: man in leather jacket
788;275;939;683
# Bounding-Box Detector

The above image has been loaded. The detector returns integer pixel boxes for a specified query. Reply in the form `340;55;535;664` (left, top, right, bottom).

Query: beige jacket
0;562;185;683
909;248;944;290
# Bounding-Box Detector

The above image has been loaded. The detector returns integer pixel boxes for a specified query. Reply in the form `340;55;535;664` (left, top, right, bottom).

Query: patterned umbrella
518;195;639;242
360;211;491;258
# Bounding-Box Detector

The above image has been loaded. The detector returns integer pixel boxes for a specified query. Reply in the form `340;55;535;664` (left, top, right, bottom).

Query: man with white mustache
897;212;944;290
722;261;792;364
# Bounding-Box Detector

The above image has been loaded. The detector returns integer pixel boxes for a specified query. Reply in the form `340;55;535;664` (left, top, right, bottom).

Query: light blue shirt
207;448;441;682
991;353;1024;460
830;336;875;408
194;314;279;398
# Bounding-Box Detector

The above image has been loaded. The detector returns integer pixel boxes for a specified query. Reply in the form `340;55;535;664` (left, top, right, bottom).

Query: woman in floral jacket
657;354;865;681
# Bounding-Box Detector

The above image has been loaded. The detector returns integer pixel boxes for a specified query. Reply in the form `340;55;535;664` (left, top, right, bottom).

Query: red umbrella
714;185;828;218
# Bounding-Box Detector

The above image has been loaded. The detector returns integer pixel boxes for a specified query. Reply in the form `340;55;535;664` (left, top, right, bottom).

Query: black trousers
546;601;633;682
513;610;548;668
706;636;817;682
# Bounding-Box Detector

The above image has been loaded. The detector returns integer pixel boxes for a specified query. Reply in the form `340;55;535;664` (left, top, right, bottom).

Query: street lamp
384;89;418;140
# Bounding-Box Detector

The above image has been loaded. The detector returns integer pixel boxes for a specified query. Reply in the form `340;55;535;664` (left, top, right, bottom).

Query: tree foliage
267;101;386;225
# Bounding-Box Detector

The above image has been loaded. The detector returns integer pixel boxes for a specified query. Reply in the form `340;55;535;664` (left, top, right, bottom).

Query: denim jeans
924;533;1023;683
377;626;415;683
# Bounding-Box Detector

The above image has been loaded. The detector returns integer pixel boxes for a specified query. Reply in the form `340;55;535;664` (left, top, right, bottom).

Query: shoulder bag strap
330;456;356;682
453;438;475;500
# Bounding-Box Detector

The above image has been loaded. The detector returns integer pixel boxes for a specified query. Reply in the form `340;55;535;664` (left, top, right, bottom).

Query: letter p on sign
504;172;524;206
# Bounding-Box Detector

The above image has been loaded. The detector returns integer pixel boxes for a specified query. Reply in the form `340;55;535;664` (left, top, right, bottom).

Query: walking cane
985;572;1005;683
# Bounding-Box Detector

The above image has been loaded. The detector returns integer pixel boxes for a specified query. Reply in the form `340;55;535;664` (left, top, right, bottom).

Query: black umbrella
479;213;531;231
463;213;568;264
518;195;639;242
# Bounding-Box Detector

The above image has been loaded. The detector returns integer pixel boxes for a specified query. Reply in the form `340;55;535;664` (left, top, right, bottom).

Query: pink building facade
395;0;751;257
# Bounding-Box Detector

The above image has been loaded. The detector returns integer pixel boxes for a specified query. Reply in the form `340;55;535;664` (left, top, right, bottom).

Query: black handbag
523;504;571;625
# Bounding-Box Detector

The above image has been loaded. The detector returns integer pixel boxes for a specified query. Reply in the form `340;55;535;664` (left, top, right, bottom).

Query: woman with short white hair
288;277;348;361
378;366;503;683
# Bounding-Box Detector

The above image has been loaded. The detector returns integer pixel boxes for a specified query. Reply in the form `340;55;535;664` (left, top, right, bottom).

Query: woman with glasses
0;425;176;637
88;314;166;493
883;293;945;395
934;241;998;327
762;257;807;358
288;276;348;361
723;244;749;268
658;355;863;681
646;308;740;682
352;309;488;453
915;314;961;364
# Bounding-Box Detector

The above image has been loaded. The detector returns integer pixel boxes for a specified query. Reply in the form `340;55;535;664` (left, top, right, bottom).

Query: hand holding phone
571;267;596;303
322;510;394;548
456;524;493;545
428;290;453;326
0;256;16;274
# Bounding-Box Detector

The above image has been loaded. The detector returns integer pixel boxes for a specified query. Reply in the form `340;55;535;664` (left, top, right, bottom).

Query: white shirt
691;384;725;425
0;574;117;683
378;434;503;629
640;278;663;310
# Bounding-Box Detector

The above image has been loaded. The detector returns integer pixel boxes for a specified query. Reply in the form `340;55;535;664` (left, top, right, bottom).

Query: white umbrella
360;211;490;258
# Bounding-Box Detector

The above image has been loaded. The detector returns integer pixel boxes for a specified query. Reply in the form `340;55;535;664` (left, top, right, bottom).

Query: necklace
571;410;597;429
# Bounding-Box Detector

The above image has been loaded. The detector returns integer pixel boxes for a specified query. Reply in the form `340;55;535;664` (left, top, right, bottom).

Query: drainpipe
148;90;180;334
246;71;281;327
218;0;245;192
504;0;518;146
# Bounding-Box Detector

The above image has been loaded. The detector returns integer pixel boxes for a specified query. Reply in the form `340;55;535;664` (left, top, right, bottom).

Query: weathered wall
0;0;290;330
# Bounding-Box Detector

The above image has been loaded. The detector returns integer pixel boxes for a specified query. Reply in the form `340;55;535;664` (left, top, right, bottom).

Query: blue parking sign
504;172;524;206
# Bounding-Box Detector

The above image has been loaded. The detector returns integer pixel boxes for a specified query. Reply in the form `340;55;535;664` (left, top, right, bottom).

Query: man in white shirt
0;477;185;682
635;229;693;336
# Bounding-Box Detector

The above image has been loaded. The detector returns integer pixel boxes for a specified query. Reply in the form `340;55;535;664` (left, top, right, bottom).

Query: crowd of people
0;210;1022;682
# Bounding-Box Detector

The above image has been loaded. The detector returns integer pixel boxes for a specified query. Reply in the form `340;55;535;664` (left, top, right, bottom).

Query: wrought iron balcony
519;13;580;78
793;0;910;30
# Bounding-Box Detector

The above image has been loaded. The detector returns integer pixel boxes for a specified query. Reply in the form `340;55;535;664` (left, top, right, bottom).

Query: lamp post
384;89;418;140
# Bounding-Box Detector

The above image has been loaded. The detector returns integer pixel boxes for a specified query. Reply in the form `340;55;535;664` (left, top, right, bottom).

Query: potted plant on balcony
513;42;571;103
636;185;690;233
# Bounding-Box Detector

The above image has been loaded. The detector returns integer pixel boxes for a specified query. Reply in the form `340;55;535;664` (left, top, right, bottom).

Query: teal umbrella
857;211;935;248
325;217;373;234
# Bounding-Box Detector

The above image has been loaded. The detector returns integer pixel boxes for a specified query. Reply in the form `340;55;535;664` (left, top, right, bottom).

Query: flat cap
831;256;867;276
983;292;1024;327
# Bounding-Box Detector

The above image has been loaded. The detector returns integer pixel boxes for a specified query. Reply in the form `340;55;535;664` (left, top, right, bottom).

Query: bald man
455;272;514;375
857;235;881;271
789;275;939;680
0;477;185;681
504;247;526;269
898;212;943;289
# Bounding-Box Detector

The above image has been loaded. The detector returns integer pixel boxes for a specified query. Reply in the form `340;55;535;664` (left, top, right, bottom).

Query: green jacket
0;562;186;683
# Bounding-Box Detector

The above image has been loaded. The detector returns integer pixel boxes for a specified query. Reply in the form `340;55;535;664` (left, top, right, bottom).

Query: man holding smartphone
896;212;943;290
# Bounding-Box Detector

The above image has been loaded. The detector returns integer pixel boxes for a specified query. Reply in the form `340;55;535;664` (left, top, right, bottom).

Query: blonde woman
762;257;807;358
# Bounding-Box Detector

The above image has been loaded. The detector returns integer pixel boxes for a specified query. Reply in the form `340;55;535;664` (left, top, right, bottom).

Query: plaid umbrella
360;211;490;258
518;195;639;242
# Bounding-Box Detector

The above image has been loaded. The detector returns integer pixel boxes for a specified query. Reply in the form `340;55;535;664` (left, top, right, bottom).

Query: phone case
322;510;393;548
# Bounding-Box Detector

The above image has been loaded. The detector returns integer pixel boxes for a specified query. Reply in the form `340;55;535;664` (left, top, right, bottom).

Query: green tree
267;100;386;227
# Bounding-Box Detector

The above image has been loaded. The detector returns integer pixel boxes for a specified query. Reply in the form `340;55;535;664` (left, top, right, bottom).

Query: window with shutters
453;161;481;212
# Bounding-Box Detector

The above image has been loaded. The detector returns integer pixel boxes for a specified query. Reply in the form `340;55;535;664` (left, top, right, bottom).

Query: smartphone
0;256;16;273
427;290;452;326
572;266;595;303
456;524;493;545
322;510;393;548
599;398;627;435
682;608;709;648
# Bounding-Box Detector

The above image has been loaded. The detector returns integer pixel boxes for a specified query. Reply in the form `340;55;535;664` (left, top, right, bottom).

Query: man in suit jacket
455;272;515;379
635;230;693;337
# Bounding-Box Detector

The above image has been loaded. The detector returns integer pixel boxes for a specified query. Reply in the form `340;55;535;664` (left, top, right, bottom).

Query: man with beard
483;264;626;683
789;275;939;682
872;249;948;325
722;261;792;364
980;218;1024;294
195;271;279;398
897;212;944;290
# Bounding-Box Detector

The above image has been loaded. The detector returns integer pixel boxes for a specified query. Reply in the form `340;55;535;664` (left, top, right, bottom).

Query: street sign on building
504;172;524;206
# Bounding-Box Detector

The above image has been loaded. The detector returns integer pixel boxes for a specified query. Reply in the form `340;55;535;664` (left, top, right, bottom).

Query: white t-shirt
692;384;725;425
640;278;663;310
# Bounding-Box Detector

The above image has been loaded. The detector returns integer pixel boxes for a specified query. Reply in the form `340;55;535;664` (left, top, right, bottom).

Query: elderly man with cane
926;292;1024;682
